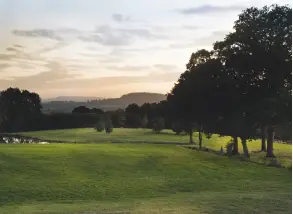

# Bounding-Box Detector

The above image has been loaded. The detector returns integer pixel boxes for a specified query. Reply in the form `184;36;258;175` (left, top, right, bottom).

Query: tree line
167;5;292;158
0;4;291;159
0;89;168;132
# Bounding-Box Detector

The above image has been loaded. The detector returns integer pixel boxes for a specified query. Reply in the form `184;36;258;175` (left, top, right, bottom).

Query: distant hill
119;92;166;106
42;92;166;113
43;96;102;102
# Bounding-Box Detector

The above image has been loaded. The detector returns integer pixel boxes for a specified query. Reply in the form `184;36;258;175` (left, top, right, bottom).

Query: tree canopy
167;4;292;156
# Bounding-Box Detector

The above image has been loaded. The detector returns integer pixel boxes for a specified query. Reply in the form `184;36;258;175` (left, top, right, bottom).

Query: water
0;136;49;144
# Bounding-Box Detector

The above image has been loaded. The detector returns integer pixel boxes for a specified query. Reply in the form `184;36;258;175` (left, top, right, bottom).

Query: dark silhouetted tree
72;106;90;114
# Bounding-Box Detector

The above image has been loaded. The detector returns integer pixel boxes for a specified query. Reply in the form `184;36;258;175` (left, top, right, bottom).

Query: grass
17;128;292;168
0;143;291;213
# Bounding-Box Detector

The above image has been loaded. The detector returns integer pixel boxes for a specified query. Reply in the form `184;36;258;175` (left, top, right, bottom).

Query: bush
141;114;148;128
171;121;183;135
95;121;105;132
105;120;113;134
152;117;165;133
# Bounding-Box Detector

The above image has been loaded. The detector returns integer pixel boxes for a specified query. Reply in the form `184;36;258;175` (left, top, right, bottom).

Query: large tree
213;4;292;157
167;50;223;147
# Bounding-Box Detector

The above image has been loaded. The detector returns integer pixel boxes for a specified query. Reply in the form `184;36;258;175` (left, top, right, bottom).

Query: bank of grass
17;128;292;167
0;143;291;213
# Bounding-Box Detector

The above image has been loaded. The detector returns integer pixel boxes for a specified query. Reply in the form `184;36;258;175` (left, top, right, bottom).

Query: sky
0;0;291;99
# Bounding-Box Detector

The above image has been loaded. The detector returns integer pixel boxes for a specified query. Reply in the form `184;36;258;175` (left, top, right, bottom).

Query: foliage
105;120;114;134
168;4;292;158
171;121;184;135
90;108;104;114
152;117;165;133
125;112;142;128
0;88;42;132
204;132;213;139
141;114;148;128
72;106;90;114
95;120;105;132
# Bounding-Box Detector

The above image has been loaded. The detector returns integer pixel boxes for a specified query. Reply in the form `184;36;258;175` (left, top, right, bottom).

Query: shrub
95;121;105;132
171;121;183;135
204;132;213;139
141;114;148;128
105;120;113;134
152;117;165;133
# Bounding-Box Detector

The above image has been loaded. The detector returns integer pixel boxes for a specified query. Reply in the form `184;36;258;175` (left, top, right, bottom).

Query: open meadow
0;128;291;213
18;128;293;168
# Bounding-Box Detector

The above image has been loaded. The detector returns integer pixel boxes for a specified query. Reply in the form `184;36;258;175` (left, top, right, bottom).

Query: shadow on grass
111;140;189;145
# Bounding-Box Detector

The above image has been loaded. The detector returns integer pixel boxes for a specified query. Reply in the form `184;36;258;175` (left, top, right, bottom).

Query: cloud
178;4;244;15
6;47;19;52
11;25;166;48
35;42;68;54
0;70;180;98
79;25;166;46
112;13;131;23
12;29;63;41
105;65;149;71
181;25;199;30
0;60;79;88
79;33;132;46
98;57;122;64
119;28;162;39
0;63;10;70
14;45;24;48
153;64;178;70
0;45;36;62
56;28;82;35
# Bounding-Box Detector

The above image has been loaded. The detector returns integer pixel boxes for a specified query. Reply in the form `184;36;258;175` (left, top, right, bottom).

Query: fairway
18;128;292;167
0;142;291;214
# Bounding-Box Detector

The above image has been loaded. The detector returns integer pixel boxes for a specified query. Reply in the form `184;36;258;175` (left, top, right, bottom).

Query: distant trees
72;106;104;114
152;117;165;133
94;115;113;134
95;120;105;132
90;108;104;114
141;114;148;129
105;119;113;134
0;4;290;162
72;106;90;114
0;88;42;132
125;103;141;128
110;109;125;128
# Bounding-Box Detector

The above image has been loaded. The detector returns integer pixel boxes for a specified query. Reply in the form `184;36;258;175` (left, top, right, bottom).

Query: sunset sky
0;0;290;99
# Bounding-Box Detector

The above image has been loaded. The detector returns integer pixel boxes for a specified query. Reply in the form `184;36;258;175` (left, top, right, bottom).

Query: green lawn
0;143;291;214
17;128;292;167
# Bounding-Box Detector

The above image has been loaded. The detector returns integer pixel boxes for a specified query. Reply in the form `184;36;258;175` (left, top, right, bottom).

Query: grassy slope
18;128;292;167
0;143;291;214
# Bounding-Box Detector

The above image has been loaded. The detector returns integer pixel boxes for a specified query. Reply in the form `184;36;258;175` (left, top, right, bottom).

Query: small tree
94;120;105;132
171;121;183;135
105;119;113;134
152;117;165;133
141;114;148;129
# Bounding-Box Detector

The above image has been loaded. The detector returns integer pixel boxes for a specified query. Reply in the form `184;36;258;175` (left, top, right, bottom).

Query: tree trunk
261;125;266;151
198;125;203;149
189;130;194;144
240;137;250;158
232;136;239;155
266;125;275;157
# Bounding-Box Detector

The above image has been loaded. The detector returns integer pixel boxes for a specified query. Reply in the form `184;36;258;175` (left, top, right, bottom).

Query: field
18;128;292;167
0;128;291;213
